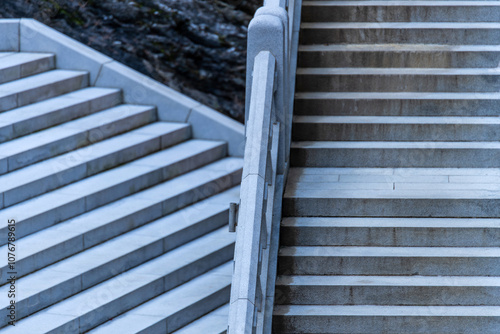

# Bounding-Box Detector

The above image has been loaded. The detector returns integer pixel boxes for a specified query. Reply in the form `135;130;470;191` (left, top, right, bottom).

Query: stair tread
172;304;229;334
295;91;500;99
0;124;190;204
87;263;232;334
0;104;155;174
0;155;241;242
0;53;54;84
274;305;500;316
0;69;87;95
294;115;500;124
276;275;500;286
302;22;500;28
0;184;237;284
289;167;500;176
282;217;500;228
299;44;500;51
292;141;500;148
2;232;233;333
280;246;500;257
303;1;500;6
297;67;500;75
0;87;121;141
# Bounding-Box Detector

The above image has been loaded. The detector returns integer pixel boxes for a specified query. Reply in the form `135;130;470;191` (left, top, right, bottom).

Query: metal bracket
229;202;239;232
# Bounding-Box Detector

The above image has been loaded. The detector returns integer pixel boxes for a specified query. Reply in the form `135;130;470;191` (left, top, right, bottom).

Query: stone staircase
273;1;500;333
0;51;242;333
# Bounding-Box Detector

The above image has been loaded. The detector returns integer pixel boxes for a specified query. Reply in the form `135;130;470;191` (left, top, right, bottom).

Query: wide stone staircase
273;1;500;333
0;51;241;333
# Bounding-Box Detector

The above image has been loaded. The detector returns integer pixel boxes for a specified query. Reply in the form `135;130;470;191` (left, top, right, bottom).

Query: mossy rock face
0;0;261;123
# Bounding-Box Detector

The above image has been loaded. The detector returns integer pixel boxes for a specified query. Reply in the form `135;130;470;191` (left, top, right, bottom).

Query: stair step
296;67;500;92
273;305;500;333
172;304;229;334
87;263;232;334
277;246;500;275
0;69;88;112
0;87;122;143
1;233;234;332
294;92;500;116
0;216;235;325
298;44;500;68
0;123;191;208
300;22;500;45
0;104;157;174
275;275;500;305
0;141;230;284
0;53;55;85
302;1;500;23
280;217;500;247
284;189;500;218
0;155;242;244
290;141;500;167
292;115;500;141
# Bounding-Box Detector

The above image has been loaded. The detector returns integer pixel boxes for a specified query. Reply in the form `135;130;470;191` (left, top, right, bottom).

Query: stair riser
294;98;500;117
296;73;500;93
272;315;500;334
280;226;500;247
0;108;156;175
0;55;55;85
0;164;241;244
0;207;228;289
300;28;500;45
0;73;89;113
275;285;500;306
0;90;123;144
0;243;234;328
291;147;500;168
166;286;231;333
277;256;500;276
298;50;500;68
302;5;500;23
284;198;500;218
292;123;500;141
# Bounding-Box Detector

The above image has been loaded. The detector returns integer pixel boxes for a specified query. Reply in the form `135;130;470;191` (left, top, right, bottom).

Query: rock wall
0;0;262;122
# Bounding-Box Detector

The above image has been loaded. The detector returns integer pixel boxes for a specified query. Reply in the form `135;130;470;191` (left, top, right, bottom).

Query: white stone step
275;275;500;305
296;67;500;92
87;263;232;334
0;87;121;143
298;44;500;68
0;232;234;333
0;196;237;325
172;305;229;334
292;115;500;141
280;217;500;247
302;1;500;23
273;305;500;333
0;141;230;283
278;246;500;276
294;91;500;116
0;53;54;84
0;104;156;174
0;69;88;112
290;141;500;167
300;22;500;45
0;122;190;208
0;155;242;245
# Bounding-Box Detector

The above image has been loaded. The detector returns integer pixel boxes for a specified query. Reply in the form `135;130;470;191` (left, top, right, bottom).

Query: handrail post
245;7;288;174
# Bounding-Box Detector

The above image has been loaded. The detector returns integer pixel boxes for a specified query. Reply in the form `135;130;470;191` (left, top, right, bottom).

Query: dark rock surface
1;0;262;122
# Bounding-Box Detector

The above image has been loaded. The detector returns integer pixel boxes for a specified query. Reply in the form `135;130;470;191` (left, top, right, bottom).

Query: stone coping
0;18;244;156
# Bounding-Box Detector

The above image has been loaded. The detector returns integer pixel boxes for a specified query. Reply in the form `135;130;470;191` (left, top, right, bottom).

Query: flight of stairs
0;52;241;333
273;1;500;333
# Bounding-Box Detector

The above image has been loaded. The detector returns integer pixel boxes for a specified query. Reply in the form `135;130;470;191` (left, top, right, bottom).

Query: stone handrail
228;0;302;332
